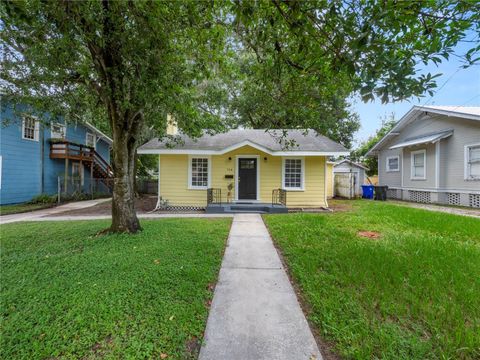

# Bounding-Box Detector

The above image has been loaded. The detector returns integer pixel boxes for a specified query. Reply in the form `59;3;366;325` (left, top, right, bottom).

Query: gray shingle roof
137;129;348;155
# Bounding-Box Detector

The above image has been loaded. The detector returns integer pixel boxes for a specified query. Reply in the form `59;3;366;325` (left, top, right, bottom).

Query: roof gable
366;105;480;155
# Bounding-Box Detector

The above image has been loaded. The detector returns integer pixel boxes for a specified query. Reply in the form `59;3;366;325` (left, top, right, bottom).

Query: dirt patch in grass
358;231;381;239
328;200;354;212
185;336;201;358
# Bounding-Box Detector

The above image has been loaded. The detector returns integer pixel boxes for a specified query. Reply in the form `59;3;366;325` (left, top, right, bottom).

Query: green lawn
264;200;480;360
1;218;231;359
0;202;55;215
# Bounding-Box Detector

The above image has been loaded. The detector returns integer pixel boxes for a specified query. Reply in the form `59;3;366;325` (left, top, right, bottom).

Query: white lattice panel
409;190;431;203
469;194;480;208
447;193;460;206
387;189;398;200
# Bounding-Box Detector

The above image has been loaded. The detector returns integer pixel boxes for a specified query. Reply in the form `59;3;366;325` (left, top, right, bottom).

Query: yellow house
137;129;348;213
326;161;335;198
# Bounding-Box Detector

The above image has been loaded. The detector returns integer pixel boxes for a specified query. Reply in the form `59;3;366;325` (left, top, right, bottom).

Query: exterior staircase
50;141;113;188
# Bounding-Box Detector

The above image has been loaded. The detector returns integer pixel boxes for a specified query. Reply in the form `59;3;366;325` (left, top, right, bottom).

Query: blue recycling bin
361;185;374;199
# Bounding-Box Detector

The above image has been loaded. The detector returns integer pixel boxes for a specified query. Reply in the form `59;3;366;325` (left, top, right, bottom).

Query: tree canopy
351;113;397;176
1;0;479;232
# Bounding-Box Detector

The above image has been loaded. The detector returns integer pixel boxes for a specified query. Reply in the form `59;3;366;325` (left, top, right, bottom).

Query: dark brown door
238;158;257;200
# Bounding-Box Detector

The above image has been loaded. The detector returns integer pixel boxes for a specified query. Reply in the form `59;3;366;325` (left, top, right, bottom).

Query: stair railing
272;188;287;206
207;188;222;205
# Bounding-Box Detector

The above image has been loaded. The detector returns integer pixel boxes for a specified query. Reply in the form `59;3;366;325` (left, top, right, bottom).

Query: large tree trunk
110;128;141;233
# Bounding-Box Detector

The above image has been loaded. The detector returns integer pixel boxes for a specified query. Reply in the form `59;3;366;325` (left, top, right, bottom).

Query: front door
238;158;257;200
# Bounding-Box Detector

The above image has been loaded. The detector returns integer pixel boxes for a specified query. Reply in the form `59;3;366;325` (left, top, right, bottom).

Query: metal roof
138;129;348;156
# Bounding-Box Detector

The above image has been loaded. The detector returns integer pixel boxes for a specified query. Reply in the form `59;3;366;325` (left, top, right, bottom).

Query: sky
351;39;480;146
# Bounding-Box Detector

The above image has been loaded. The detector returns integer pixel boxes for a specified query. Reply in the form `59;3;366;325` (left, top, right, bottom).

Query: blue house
0;104;112;205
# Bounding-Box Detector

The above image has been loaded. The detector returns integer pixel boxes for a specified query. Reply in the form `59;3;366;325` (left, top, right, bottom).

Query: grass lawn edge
261;215;342;360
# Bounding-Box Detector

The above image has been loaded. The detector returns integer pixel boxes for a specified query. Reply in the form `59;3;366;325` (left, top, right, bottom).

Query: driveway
199;214;321;360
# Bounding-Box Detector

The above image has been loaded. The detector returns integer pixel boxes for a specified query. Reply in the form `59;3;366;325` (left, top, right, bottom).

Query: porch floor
206;202;288;214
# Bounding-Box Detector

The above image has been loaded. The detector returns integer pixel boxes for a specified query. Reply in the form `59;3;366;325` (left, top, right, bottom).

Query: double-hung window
86;132;96;149
189;157;210;189
22;117;39;141
465;144;480;180
411;150;426;180
283;158;304;190
51;123;66;139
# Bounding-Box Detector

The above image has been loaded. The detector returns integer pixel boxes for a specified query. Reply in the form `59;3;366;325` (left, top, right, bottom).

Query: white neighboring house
333;160;369;198
367;106;480;208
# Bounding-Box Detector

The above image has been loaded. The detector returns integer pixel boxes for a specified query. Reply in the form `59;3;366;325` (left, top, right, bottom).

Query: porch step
206;203;288;214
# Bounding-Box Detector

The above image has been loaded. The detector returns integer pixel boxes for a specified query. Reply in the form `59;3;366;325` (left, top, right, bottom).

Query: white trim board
282;157;305;191
464;142;480;181
386;155;400;172
235;155;261;201
188;155;211;190
410;149;426;180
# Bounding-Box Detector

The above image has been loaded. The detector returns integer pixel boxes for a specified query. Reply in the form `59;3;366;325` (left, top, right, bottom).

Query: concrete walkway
0;198;112;224
199;214;321;360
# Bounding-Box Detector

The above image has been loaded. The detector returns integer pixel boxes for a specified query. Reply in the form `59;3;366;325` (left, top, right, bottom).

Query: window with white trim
86;132;96;148
411;150;426;179
465;144;480;180
189;157;209;189
51;123;66;139
283;158;304;190
386;156;399;172
22;117;39;141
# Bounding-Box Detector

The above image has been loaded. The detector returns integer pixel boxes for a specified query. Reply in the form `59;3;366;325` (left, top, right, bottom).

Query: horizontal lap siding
287;156;326;207
160;155;206;206
159;145;327;208
326;163;334;198
0;115;42;204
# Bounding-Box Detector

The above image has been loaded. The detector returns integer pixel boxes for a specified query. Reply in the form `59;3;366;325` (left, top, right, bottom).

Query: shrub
29;194;57;204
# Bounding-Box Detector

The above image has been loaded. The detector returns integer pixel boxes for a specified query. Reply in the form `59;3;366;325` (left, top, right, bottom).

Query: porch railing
207;188;222;205
272;188;287;206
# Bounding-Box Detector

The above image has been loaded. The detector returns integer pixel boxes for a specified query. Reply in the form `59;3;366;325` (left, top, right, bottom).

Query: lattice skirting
470;194;480;208
387;189;399;200
158;205;205;212
447;193;461;206
408;190;431;203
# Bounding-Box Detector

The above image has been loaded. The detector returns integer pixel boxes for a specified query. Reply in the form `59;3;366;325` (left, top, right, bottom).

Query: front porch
205;188;288;214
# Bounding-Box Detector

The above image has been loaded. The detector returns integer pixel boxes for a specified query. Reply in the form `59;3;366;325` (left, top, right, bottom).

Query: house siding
375;111;480;206
402;143;436;189
0;115;42;204
326;163;334;198
1;105;111;204
378;148;402;187
159;145;327;208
